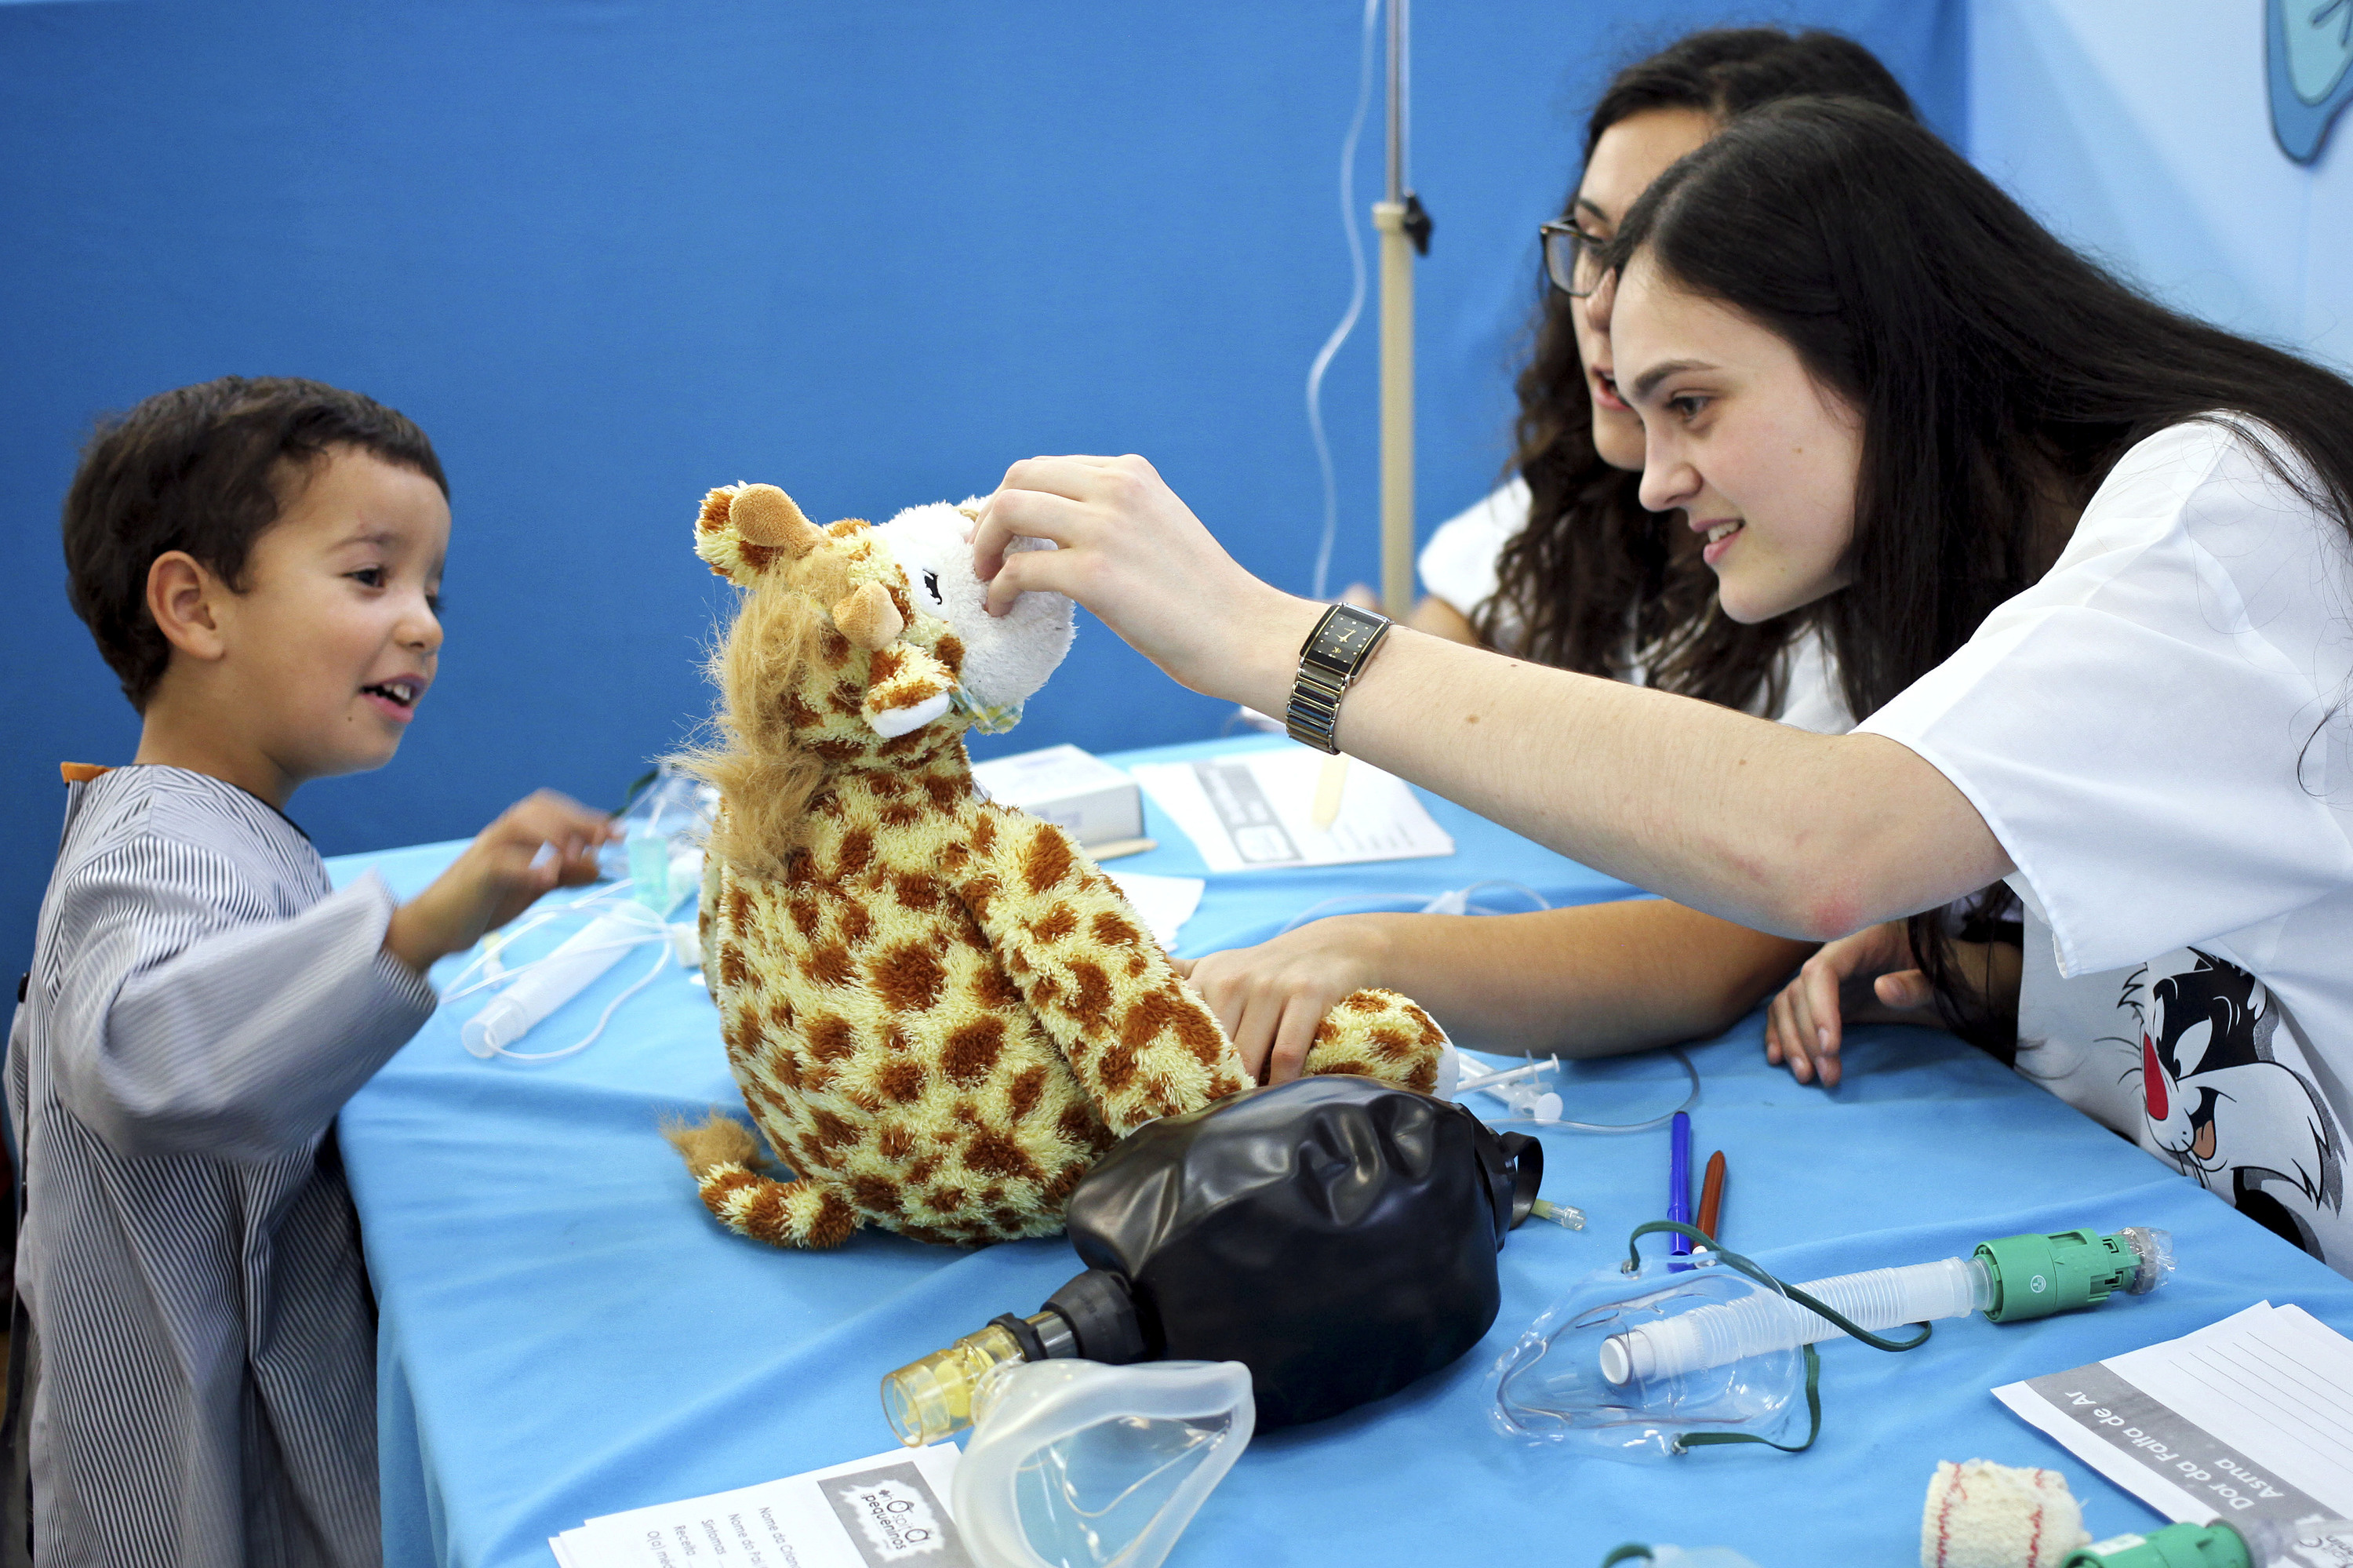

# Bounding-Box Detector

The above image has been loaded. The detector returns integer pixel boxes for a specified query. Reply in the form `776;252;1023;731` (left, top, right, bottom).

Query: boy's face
217;446;449;785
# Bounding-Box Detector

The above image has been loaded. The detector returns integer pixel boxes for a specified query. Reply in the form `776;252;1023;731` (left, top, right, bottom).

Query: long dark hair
1489;27;1913;715
1609;97;2353;1051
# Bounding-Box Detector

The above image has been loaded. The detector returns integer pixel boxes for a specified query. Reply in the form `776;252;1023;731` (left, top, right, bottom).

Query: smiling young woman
1145;31;1923;1080
974;99;2353;1273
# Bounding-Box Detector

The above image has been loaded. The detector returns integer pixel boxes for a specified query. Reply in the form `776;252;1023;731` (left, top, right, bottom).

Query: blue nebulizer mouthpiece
600;763;717;913
951;1359;1254;1568
1490;1251;1809;1461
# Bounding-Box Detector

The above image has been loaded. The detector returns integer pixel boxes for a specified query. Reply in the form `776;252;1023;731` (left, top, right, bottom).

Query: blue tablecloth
331;735;2351;1568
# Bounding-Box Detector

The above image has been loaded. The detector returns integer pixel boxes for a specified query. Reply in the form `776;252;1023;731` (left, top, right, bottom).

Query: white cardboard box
969;744;1143;846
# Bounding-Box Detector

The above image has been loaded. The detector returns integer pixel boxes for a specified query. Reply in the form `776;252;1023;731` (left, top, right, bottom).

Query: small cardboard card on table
549;1444;969;1568
970;744;1142;846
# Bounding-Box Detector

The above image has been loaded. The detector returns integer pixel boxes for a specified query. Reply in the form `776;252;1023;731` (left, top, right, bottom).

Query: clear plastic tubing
1599;1256;1993;1386
461;908;658;1059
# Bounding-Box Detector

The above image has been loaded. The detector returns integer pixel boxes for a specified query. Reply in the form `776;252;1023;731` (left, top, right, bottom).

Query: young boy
4;377;613;1566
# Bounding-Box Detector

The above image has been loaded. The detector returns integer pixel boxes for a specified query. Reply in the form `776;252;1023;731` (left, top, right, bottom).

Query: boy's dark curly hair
63;376;446;711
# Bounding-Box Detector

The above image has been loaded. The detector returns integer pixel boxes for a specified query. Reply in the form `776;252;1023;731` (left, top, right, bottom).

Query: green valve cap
2064;1523;2249;1568
1974;1226;2173;1323
2068;1518;2353;1568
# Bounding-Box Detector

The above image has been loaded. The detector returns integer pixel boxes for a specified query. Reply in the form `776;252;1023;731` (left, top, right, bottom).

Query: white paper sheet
549;1445;969;1568
1994;1301;2353;1526
1130;750;1453;873
1103;869;1206;948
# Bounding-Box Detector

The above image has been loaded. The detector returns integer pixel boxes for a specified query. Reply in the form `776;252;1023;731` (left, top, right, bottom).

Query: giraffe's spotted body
672;482;1446;1249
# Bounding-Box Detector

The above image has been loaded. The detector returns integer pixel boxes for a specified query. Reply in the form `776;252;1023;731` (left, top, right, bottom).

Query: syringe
1599;1226;2173;1386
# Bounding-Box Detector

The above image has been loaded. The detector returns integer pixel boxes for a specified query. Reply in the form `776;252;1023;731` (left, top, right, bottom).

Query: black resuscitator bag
1034;1074;1544;1428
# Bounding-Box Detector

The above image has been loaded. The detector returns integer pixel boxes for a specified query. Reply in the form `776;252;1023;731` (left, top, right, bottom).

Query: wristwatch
1286;603;1392;754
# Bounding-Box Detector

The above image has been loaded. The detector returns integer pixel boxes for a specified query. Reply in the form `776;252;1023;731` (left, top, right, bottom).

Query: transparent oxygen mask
1490;1251;1808;1462
951;1359;1255;1568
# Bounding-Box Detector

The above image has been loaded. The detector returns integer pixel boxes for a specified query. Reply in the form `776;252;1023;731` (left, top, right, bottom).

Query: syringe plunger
460;908;659;1058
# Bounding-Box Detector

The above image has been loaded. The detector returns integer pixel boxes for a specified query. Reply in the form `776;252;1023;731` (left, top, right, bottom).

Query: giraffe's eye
921;569;944;605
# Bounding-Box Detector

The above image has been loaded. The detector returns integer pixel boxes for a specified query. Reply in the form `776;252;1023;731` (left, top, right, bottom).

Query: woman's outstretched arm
973;453;2009;940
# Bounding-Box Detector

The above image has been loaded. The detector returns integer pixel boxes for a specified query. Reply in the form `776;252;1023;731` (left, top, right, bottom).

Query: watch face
1310;606;1387;671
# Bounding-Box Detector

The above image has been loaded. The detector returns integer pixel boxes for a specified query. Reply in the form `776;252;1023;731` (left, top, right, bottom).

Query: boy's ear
145;551;229;663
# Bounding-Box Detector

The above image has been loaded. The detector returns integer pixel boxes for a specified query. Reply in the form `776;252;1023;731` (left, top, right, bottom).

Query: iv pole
1372;0;1431;619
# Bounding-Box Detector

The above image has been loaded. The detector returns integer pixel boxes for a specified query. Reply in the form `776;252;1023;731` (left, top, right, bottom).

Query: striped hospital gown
5;766;436;1567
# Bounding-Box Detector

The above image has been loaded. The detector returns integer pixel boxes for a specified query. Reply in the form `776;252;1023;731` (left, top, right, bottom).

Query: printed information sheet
1131;750;1453;873
1102;869;1206;948
1995;1302;2353;1526
548;1445;969;1568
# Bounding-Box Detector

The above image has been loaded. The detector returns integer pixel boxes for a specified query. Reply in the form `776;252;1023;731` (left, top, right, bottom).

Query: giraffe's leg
947;809;1253;1136
1302;989;1450;1094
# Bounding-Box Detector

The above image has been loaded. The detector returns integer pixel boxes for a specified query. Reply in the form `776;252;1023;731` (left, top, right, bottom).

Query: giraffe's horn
833;582;904;651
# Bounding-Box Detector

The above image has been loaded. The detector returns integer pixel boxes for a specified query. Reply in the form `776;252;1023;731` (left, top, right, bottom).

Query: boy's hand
384;791;614;977
1173;917;1391;1086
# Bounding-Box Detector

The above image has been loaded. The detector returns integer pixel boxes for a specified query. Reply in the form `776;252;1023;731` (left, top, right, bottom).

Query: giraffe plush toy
667;481;1447;1249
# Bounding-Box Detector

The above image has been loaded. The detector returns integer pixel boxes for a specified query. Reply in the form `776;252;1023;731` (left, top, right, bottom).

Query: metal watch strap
1285;603;1391;753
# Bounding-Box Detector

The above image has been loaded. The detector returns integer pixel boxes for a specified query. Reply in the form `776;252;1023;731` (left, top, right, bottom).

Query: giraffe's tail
661;1111;862;1249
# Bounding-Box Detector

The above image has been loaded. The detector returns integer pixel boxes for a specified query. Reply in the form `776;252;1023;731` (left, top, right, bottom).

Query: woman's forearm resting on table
1353;899;1815;1057
1406;595;1483;646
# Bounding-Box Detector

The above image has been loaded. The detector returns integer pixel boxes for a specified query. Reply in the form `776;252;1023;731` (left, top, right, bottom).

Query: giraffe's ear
693;482;827;585
831;582;904;652
731;485;824;556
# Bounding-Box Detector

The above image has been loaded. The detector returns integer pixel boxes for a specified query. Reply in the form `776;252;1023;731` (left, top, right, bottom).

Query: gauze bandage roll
1920;1459;2089;1568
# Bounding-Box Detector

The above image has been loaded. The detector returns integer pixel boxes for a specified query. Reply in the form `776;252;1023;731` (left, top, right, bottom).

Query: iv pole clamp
1375;0;1431;620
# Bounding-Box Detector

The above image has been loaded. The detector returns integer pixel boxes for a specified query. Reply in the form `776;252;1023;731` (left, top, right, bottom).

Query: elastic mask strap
1675;1344;1824;1455
1620;1220;1932;1457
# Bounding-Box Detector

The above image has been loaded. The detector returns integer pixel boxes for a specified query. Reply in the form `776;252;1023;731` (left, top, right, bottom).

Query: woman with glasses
971;100;2353;1271
1127;31;1931;1086
1415;27;1909;720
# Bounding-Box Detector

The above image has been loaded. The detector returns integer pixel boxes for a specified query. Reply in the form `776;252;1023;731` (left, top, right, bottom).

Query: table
332;735;2353;1568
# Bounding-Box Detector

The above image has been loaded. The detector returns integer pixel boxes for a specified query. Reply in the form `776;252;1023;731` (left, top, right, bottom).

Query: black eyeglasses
1539;219;1607;298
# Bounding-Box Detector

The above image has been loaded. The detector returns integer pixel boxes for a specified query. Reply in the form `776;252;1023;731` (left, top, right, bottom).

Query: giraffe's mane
671;568;833;883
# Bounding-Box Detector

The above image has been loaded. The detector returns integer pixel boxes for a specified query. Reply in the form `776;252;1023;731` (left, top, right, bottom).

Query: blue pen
1667;1111;1693;1261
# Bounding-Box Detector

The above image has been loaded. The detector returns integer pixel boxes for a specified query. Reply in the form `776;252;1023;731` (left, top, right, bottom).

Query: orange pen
1696;1151;1727;1243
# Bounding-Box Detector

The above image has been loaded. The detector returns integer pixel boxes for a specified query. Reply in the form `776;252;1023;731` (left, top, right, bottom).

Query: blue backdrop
0;1;1962;955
